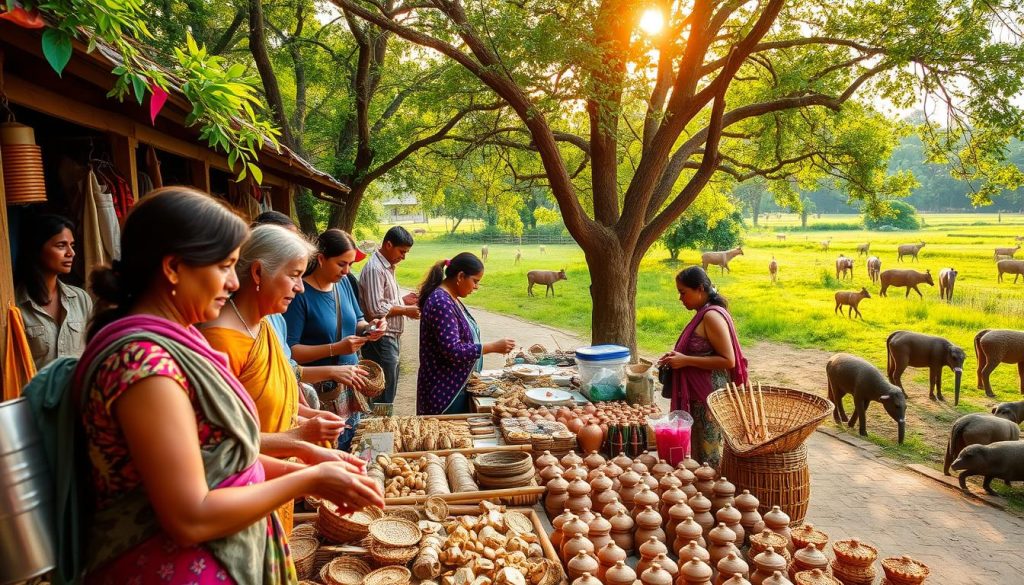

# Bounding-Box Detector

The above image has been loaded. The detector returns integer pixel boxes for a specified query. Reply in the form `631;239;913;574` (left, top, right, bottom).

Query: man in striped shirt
358;226;420;408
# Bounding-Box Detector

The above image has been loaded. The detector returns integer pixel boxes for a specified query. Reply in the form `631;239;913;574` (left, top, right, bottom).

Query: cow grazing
939;268;958;301
769;257;779;283
527;269;567;297
481;245;489;262
897;242;926;262
867;256;882;284
994;244;1021;261
997;259;1024;284
857;242;870;256
701;247;744;274
880;269;934;298
836;255;855;280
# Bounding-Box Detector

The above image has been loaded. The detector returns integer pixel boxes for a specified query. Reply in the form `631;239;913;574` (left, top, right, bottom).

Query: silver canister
0;397;56;584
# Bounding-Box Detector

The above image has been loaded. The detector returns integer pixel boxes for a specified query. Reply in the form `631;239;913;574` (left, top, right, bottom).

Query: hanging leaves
40;28;72;76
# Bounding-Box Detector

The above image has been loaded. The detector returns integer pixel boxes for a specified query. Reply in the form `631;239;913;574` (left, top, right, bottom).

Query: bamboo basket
707;385;833;457
720;444;810;524
358;359;386;398
290;535;318;580
316;502;384;543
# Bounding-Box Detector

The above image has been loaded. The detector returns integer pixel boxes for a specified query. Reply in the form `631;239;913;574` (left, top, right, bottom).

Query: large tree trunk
330;182;367;231
586;246;639;355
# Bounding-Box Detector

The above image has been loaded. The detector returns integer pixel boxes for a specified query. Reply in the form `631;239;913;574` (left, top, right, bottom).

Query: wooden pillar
271;183;292;213
109;133;139;202
189;159;211;192
0;50;14;376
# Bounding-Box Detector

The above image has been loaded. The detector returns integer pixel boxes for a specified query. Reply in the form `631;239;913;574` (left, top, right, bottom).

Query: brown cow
867;256;882;284
997;259;1024;283
527;269;567;297
836;255;854;280
994;244;1021;260
835;287;871;319
820;239;832;251
701;247;744;274
879;269;934;298
857;242;870;256
769;257;779;283
776;234;786;241
939;268;958;301
897;242;926;262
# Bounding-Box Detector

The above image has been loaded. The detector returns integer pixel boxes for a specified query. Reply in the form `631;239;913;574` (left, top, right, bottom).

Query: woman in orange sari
203;224;369;533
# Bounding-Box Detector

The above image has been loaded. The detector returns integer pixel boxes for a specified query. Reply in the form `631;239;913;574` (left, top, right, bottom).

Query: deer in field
939;267;958;301
994;244;1021;261
527;269;567;297
481;245;489;262
539;245;546;254
820;239;832;251
1016;235;1024;242
836;255;855;280
514;248;521;265
701;247;744;274
997;259;1024;283
897;242;926;262
835;287;871;319
769;257;779;283
857;242;870;256
867;256;882;284
413;228;427;235
776;234;786;241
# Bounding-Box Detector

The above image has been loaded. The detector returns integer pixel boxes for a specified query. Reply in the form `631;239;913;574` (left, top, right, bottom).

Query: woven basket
830;560;877;585
364;565;412;585
291;522;318;540
358;359;387;398
317;503;385;543
383;507;420;523
721;444;810;524
321;557;372;585
832;539;878;567
880;556;929;584
503;510;534;534
707;385;834;457
423;496;448;522
474;451;534;477
289;535;319;580
369;542;419;566
368;517;422;547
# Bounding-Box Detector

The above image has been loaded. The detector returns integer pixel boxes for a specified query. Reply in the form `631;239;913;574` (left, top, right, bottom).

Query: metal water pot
0;398;56;584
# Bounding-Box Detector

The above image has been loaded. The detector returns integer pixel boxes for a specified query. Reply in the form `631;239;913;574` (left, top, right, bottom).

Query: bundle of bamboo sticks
724;381;770;444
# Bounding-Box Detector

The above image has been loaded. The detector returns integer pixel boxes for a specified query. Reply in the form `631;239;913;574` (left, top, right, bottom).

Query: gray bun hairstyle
237;224;316;285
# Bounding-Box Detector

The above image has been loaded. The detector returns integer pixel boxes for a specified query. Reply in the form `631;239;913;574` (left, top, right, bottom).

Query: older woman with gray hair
202;224;369;533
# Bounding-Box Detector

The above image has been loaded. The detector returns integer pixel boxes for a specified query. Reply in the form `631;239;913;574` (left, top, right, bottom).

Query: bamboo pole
757;382;769;440
384;485;545;506
388;444;532;459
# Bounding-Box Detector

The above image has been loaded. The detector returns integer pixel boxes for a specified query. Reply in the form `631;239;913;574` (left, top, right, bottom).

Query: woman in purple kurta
416;253;516;415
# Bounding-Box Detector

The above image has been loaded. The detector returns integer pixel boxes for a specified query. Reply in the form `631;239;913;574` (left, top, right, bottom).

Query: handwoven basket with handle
707;385;833;457
357;359;386;398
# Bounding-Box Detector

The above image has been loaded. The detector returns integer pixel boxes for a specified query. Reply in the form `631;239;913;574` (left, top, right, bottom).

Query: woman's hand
337;335;368;355
366;318;387;341
313;461;385;513
658;351;690;369
484;338;516;354
296;414;347;443
301;444;367;474
329;365;368;390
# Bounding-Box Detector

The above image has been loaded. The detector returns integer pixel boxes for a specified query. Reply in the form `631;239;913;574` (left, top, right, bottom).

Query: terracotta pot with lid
654;552;680;577
660;472;684;496
694;463;717;499
590;470;614;494
551;509;576;549
716;551;750;584
662;486;688;519
612;452;634;469
635;505;667;545
638;450;659;469
562;451;584;468
790;544;829;579
674;516;707;551
587;513;612;552
578;423;604;453
540;463;566;485
688;492;715;537
609;509;636;553
763;506;793;553
597;542;628;581
572;572;603;585
637;536;669;575
641;471;660;491
641;564;675;585
735;490;765;536
602;494;629;520
566;478;594;515
562;533;596;563
563;464;588;483
652;459;675;481
716;504;744;545
721;577;753;585
631;460;650;475
536;450;560;469
667;499;696;539
619;469;643;507
633;485;662;520
605;560;637;585
763;571;795;585
707;523;739;569
679;558;714;585
751;547;788;585
545;474;571;517
711;477;737;514
585;450;607;470
568;550;601;581
677;540;711;565
577;507;597;526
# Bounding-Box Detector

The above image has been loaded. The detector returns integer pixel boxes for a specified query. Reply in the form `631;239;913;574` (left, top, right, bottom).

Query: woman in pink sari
78;187;384;584
658;266;748;468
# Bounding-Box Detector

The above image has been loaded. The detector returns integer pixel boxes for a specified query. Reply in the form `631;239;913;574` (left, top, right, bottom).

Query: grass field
378;213;1024;498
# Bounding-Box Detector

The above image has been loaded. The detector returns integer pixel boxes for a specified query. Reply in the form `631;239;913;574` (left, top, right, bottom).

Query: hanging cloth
4;302;37;400
89;170;121;262
145;145;163;189
81;170;111;289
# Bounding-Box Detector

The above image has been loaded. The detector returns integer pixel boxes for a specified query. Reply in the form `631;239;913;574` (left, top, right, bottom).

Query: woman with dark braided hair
658;266;748;468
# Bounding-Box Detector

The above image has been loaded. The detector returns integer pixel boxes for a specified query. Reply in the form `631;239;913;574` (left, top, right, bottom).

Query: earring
256;284;260;292
171;288;177;297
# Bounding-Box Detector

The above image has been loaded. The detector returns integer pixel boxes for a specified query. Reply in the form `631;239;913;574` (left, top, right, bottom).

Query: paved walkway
391;305;1024;584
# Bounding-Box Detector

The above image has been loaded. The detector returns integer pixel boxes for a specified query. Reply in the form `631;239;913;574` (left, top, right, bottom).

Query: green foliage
33;0;277;182
662;210;745;260
864;200;921;230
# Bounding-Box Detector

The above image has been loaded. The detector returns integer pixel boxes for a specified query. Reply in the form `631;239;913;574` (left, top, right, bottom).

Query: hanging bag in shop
4;302;36;401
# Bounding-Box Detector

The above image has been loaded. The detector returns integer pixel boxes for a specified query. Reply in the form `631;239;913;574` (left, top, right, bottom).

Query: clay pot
597;542;628;581
540;463;566;485
587;514;612;552
562;515;590;540
612;453;634;469
674;516;707;551
585;450;607;470
639;450;659;469
631;460;650;475
604;461;624;481
831;538;877;567
751;547;789;585
707;523;739;568
567;477;593;511
609;509;635;553
578;423;604;453
577;507;597;526
763;506;793;553
562;451;584;468
661;486;688;522
618;470;643;507
652;459;675;481
590;470;613;493
594;485;621;511
641;564;675;585
791;544;829;580
716;504;744;545
562;533;595;562
677;541;711;565
602;494;629;520
735;490;765;537
711;477;737;514
640;471;660;491
790;524;829;552
605;560;637;585
688;493;715;537
635;506;666;545
545;475;570;518
674;463;697;485
551;509;575;549
715;552;750;584
763;571;794;585
660;473;684;496
563;464;588;483
750;530;792;563
679;559;714;585
572;572;603;585
682;457;701;472
667;499;696;540
633;485;661;520
694;463;717;499
568;551;601;581
722;577;753;585
536;450;560;469
654;552;680;577
637;536;669;575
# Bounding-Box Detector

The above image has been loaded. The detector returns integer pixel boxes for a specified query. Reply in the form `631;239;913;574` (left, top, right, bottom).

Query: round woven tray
369;517;422;547
832;539;878;567
424;496;448;522
791;524;829;550
474;451;534;477
317;502;385;544
830;560;876;585
321;557;372;585
384;507;420;523
794;569;842;585
503;510;534;534
290;535;318;580
358;359;386;398
291;522;318;540
370;542;419;566
881;556;929;584
478;464;536;489
364;565;412;585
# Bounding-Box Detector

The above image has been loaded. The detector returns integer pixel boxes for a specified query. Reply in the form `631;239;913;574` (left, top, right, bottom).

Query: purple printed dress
417;288;483;415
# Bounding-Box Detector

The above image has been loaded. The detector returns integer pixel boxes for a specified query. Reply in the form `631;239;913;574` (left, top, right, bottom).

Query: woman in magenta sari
78;188;383;584
658;266;748;468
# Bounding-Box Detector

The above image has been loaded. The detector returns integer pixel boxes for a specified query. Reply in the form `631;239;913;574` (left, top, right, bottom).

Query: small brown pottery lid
640;471;659;490
680;559;713;582
605;560;637;585
677;541;710;564
832;538;878;567
763;570;795;585
540;464;565;484
713;476;736;496
653;552;678;575
561;451;584;468
662;486;686;508
547;474;570;492
681;457;700;471
689;493;712;512
554;509;576;529
536;450;560;468
590;471;613;493
675;516;704;543
639;451;659;469
639;536;668;559
660;473;683;492
636;505;663;528
631;460;650;475
562;515;590;538
652;459;674;478
722;576;753;585
563;533;595;558
588;513;612;535
881;555;930;584
734;489;759;511
716;551;749;577
674;465;697;485
754;546;788;573
640;564;673;585
568;551;600;575
564;464;588;483
613;453;634;468
669;500;696;521
569;477;593;497
619;469;642;487
597;541;627;566
750;529;788;553
577;507;597;525
791;524;829;550
635;485;660;506
603;497;628;519
603;461;624;479
585;450;607;469
763;506;790;529
708;523;737;546
610;509;635;532
716;503;742;525
571;572;602;585
695;462;717;481
793;544;829;570
793;569;841;585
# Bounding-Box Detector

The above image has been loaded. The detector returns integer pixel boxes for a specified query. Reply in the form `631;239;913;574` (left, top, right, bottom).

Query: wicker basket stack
289;534;319;580
320;557;373;585
367;517;422;567
316;502;385;544
473;451;535;489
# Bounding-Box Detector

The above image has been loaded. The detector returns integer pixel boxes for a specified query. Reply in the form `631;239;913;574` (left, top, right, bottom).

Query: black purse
658;365;673;399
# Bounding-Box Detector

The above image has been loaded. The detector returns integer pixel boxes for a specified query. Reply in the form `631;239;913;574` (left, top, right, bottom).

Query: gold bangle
328;342;334;357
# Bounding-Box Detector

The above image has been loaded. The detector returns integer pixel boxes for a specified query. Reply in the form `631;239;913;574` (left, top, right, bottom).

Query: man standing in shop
359;226;420;410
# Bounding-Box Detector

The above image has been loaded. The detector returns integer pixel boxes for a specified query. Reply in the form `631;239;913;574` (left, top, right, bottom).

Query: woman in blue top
285;229;386;449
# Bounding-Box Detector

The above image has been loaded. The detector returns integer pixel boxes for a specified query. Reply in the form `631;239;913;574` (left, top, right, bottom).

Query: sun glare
639;8;664;36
